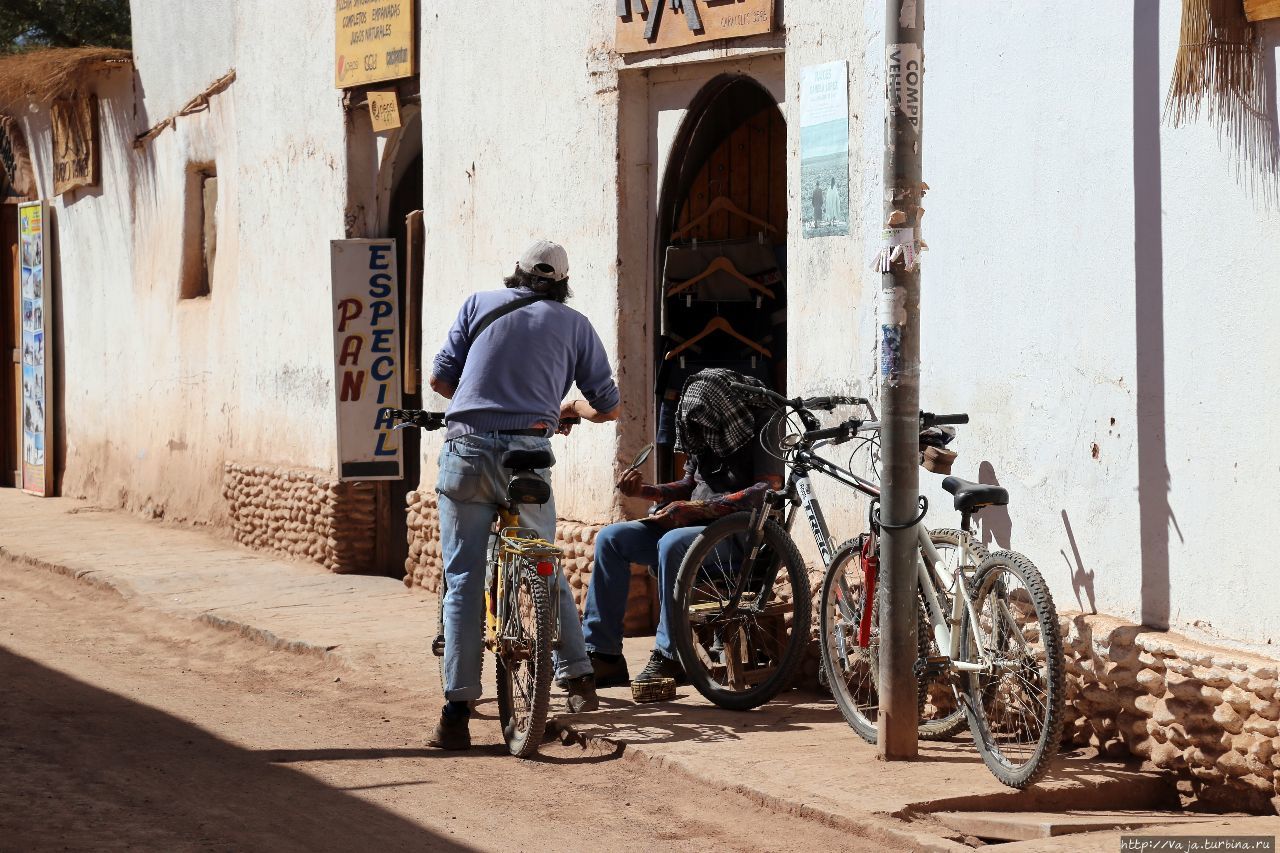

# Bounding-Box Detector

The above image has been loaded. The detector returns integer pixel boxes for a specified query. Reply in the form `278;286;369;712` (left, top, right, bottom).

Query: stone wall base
1063;614;1280;813
404;490;658;636
221;462;376;573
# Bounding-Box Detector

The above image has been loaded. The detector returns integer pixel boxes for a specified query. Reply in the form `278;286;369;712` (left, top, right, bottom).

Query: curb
2;545;345;665
547;719;969;852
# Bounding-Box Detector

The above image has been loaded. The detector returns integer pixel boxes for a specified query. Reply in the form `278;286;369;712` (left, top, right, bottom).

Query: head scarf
674;368;768;459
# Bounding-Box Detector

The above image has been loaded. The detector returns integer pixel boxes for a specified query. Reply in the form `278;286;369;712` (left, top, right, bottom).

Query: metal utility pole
877;0;924;761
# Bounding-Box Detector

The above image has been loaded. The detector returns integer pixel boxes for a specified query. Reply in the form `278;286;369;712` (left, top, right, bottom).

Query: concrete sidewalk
3;491;1274;851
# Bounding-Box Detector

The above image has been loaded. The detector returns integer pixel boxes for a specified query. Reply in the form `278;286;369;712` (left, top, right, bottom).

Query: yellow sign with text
368;90;401;131
335;0;414;88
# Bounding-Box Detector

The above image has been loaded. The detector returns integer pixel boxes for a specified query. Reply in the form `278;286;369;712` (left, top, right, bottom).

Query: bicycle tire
819;529;981;743
495;564;553;758
672;513;811;711
818;539;882;743
959;550;1065;788
917;529;988;741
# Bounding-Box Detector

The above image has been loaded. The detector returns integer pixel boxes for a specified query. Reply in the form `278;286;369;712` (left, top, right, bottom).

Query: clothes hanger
664;316;771;361
671;195;778;241
665;256;775;300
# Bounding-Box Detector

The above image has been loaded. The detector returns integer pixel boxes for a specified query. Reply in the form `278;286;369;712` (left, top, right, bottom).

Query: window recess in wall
180;164;217;300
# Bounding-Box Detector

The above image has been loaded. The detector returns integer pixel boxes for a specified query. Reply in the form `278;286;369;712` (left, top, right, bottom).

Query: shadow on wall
976;460;1012;551
1134;1;1171;631
1060;509;1097;615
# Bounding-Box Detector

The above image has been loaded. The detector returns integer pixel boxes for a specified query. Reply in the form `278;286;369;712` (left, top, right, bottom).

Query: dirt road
0;556;879;852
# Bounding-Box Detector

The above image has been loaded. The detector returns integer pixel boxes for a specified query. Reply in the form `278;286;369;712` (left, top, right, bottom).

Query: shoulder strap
470;294;551;342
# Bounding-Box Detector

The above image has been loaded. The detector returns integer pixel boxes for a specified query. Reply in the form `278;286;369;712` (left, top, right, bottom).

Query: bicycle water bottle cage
502;449;554;505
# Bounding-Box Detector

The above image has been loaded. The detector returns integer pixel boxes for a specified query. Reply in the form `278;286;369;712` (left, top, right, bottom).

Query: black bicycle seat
941;476;1009;513
502;449;553;471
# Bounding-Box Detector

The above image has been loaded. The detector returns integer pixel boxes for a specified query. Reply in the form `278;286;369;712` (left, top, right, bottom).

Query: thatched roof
0;47;133;105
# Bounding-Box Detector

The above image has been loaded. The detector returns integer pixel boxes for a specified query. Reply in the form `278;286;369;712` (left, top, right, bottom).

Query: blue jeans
436;433;592;701
582;521;707;661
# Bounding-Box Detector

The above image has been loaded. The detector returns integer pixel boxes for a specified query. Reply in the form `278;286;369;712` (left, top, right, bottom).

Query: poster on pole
800;60;850;239
19;200;53;496
331;239;404;481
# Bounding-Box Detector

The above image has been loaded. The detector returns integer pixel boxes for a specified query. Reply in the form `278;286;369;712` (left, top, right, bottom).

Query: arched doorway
653;76;788;479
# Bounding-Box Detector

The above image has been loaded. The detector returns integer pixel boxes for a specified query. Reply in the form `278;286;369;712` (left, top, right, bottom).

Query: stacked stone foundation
403;490;658;635
221;462;376;573
1062;614;1280;813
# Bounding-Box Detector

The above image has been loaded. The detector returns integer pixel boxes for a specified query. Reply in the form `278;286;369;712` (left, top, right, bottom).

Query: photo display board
19;200;52;495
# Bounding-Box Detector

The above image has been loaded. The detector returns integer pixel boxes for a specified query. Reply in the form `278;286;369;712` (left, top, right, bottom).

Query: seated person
577;369;783;686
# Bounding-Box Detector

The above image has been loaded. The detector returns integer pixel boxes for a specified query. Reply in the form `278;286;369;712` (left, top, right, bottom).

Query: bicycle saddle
502;449;553;471
941;476;1009;513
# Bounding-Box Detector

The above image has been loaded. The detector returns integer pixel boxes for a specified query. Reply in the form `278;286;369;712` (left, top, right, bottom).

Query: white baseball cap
517;240;570;282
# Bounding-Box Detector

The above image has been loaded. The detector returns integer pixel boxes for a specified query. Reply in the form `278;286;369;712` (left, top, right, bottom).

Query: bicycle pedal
913;655;951;678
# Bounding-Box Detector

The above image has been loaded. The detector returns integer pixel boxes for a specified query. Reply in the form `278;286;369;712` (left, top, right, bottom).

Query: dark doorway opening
378;147;423;578
653;76;788;480
1;203;17;487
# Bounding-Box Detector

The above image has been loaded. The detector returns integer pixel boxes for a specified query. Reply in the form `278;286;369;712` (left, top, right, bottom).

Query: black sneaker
428;706;471;751
556;652;631;690
564;674;599;713
589;652;631;688
636;649;686;685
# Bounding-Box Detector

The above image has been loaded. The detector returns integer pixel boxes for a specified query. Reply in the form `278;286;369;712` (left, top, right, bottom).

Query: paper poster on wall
800;61;851;239
330;239;404;481
19;200;52;496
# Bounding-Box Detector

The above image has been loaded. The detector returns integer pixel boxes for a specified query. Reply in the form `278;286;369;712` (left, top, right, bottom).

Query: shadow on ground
0;647;471;852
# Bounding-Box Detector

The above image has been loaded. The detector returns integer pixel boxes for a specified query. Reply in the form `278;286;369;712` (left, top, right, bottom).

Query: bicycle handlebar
389;409;446;431
921;412;969;427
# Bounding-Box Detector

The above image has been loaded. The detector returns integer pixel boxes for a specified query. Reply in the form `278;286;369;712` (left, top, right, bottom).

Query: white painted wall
417;1;627;523
130;0;235;123
29;1;351;523
883;2;1280;645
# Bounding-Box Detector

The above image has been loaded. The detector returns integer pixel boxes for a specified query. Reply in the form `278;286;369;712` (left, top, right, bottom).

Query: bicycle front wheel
495;564;553;758
820;530;974;743
672;513;811;711
959;550;1065;788
818;539;882;742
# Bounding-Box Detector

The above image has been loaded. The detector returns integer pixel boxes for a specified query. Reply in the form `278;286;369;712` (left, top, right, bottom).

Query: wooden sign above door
616;0;775;55
1243;0;1280;21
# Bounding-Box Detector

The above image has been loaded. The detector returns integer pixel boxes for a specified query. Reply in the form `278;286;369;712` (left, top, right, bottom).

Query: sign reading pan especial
331;239;404;481
335;0;415;88
616;0;774;55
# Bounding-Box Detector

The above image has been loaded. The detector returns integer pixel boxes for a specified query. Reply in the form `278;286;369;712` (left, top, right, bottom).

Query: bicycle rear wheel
917;529;988;740
672;513;810;711
959;550;1065;788
495;563;553;758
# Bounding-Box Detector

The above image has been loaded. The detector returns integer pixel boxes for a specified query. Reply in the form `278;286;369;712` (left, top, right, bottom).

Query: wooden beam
1244;0;1280;22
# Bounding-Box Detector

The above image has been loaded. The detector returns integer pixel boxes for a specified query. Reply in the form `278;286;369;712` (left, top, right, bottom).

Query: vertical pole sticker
887;43;923;132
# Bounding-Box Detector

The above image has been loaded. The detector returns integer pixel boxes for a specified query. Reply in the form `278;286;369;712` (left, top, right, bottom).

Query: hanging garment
662;240;783;305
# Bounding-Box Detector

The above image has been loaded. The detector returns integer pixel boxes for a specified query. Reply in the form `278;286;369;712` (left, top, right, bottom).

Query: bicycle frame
781;444;880;567
785;443;1000;675
487;505;564;654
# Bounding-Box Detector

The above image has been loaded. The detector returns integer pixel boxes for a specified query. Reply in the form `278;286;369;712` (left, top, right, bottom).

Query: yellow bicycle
392;409;567;757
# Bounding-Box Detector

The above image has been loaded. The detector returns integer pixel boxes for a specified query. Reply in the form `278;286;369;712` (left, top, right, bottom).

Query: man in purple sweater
427;240;620;750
